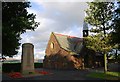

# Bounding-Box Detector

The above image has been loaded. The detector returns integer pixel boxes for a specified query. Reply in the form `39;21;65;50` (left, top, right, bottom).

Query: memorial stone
21;43;34;74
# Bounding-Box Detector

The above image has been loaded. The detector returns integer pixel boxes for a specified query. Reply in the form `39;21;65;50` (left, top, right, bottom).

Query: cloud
30;0;93;2
14;1;88;59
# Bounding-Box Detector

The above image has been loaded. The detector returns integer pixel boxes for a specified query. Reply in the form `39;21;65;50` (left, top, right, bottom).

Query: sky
13;0;89;59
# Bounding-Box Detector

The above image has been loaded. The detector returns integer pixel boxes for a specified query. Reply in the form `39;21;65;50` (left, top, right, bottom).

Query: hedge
2;63;43;73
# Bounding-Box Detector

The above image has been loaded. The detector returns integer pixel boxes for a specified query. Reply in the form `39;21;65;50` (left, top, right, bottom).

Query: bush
2;63;43;73
34;63;43;68
2;63;21;73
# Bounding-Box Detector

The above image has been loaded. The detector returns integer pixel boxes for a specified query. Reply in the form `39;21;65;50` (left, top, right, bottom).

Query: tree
84;33;112;54
2;2;39;57
110;1;120;63
84;2;114;72
111;2;120;49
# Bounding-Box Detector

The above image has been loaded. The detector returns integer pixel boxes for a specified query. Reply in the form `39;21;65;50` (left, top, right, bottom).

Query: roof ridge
51;32;83;55
53;32;81;39
51;32;62;47
52;32;72;52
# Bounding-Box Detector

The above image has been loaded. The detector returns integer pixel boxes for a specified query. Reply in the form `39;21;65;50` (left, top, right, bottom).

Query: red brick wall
45;33;61;56
44;33;83;69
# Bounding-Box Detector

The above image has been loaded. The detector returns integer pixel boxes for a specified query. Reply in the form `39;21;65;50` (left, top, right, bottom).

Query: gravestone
21;43;34;74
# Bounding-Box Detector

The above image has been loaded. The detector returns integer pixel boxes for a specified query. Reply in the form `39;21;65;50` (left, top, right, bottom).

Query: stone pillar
21;43;34;74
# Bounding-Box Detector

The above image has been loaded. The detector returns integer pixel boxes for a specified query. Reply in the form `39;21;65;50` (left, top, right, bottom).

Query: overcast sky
13;0;88;59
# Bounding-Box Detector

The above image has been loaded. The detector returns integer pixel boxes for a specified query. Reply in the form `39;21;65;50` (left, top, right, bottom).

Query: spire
83;21;88;30
83;20;89;37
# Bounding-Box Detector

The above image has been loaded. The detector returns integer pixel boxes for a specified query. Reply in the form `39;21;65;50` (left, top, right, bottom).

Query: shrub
34;63;43;68
2;63;43;73
2;63;21;73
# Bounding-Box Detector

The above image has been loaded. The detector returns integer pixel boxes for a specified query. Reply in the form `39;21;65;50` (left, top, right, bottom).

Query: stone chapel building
43;22;104;69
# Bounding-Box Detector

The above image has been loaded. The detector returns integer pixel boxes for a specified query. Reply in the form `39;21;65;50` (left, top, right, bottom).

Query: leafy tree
84;2;114;72
84;33;112;54
2;2;39;57
109;1;120;63
85;2;114;34
111;2;120;48
0;2;2;54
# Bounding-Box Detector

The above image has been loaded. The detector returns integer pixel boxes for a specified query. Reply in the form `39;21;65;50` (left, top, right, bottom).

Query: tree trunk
115;49;118;61
104;53;107;73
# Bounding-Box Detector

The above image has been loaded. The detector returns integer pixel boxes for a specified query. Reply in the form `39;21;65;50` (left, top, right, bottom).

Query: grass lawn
87;71;120;80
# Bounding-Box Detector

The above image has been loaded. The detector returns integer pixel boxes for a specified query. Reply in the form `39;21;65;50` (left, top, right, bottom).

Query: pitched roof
52;32;83;55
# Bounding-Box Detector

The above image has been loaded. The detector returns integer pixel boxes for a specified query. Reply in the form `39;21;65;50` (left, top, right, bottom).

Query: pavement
2;68;102;80
1;63;120;80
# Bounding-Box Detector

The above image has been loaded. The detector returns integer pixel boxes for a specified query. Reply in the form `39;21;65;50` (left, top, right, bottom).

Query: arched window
50;42;54;49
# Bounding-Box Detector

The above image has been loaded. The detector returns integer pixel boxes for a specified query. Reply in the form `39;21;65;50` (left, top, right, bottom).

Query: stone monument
21;43;34;74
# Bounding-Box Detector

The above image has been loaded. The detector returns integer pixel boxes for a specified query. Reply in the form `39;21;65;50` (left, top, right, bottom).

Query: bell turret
83;21;88;37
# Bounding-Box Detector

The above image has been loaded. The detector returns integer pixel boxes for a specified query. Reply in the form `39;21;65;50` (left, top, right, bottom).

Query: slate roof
53;32;83;55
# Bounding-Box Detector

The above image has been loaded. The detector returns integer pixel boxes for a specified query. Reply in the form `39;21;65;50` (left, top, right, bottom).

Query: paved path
2;73;13;80
2;68;101;80
2;63;119;80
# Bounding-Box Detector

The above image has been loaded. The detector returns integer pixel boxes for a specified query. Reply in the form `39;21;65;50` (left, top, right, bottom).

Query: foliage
110;2;120;49
85;2;114;35
84;2;114;72
84;33;112;53
2;2;40;57
2;63;43;73
2;63;21;73
84;2;114;52
34;63;43;68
